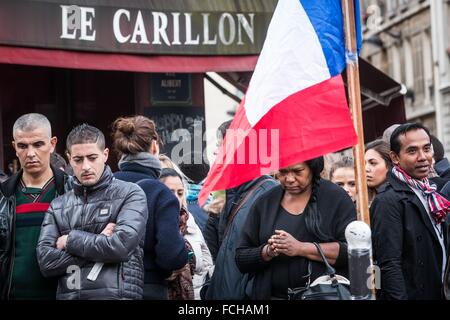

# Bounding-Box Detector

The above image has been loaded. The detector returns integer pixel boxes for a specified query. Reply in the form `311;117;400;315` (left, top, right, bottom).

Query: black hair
430;135;445;162
390;123;431;155
303;156;333;242
66;123;106;152
159;168;183;182
177;151;210;184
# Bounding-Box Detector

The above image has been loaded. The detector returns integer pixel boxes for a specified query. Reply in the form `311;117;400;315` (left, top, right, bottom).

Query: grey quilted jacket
36;166;148;300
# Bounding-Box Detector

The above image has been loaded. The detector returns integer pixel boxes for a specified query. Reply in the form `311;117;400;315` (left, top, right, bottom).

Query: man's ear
50;136;57;153
103;148;109;162
150;140;159;156
12;141;19;158
390;151;400;166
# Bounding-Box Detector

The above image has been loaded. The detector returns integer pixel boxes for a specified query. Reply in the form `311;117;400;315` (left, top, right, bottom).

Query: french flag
199;0;361;204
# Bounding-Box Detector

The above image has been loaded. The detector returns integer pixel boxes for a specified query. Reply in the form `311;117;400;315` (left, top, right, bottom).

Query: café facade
0;0;404;172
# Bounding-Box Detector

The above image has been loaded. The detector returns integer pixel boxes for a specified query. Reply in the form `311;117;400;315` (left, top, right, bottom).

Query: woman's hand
260;234;279;261
270;230;303;257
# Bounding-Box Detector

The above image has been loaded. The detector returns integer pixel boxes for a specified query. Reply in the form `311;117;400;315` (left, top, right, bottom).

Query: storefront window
387;0;398;17
399;0;410;11
412;34;425;98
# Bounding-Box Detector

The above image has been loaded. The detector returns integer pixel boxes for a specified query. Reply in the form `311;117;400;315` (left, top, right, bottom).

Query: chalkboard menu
151;73;192;106
144;106;206;159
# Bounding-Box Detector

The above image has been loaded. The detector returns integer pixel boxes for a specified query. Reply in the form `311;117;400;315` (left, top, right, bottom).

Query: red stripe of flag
199;75;356;205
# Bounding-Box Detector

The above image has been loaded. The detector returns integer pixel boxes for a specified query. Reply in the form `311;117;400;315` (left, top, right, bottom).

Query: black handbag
288;242;351;300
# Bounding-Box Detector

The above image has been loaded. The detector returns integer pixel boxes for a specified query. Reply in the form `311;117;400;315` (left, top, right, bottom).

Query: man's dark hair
66;124;106;152
430;135;445;162
390;123;431;155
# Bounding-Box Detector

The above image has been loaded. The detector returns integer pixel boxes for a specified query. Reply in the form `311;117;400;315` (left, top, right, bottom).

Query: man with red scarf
371;123;449;300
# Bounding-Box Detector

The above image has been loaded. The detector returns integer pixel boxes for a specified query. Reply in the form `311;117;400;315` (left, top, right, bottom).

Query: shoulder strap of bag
312;242;336;276
224;178;271;237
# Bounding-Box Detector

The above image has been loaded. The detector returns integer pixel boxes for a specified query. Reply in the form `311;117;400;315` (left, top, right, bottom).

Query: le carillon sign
0;0;277;55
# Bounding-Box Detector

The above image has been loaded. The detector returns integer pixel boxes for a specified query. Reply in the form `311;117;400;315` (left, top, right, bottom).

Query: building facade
0;0;277;172
360;0;450;152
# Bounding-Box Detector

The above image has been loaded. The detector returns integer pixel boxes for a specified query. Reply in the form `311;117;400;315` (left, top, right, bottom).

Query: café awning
0;0;276;72
0;45;258;72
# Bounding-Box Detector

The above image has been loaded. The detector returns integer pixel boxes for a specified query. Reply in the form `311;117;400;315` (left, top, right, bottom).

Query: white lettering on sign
152;12;171;46
113;10;255;47
61;5;79;39
184;13;200;45
237;13;254;45
113;9;131;43
161;79;182;88
61;5;96;41
218;13;236;46
171;12;182;45
61;6;256;48
202;13;217;45
130;11;149;44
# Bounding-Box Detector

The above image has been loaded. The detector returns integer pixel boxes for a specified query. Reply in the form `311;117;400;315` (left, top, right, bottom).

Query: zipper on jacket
117;262;124;296
81;188;88;228
78;187;88;299
121;262;125;297
6;197;17;299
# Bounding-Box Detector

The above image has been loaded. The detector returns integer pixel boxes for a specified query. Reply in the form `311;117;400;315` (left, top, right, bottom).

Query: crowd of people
0;113;449;300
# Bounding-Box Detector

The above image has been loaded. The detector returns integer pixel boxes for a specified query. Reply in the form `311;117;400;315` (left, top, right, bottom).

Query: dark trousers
143;283;168;300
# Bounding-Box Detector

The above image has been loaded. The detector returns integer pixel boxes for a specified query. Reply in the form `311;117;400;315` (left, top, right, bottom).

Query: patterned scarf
392;165;450;224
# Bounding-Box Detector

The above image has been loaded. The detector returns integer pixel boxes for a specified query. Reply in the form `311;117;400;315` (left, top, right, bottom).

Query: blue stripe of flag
300;0;362;77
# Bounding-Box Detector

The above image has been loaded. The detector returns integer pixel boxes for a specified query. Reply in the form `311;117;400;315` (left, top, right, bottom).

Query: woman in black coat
111;116;188;300
235;157;356;300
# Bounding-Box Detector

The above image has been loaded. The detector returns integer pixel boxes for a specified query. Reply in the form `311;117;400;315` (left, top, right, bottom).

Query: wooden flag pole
341;0;370;226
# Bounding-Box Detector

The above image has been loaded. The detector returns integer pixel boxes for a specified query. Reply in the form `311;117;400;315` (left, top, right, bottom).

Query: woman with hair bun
112;115;188;300
235;157;356;300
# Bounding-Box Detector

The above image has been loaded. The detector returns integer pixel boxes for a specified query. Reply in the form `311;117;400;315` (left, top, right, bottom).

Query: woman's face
365;149;389;189
162;176;185;208
277;162;313;195
331;167;357;202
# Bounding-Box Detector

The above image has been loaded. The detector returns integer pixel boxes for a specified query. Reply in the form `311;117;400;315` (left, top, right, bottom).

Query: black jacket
235;179;356;299
435;158;450;180
205;176;278;299
441;181;450;201
371;172;448;300
203;177;276;262
36;166;148;300
0;166;71;299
